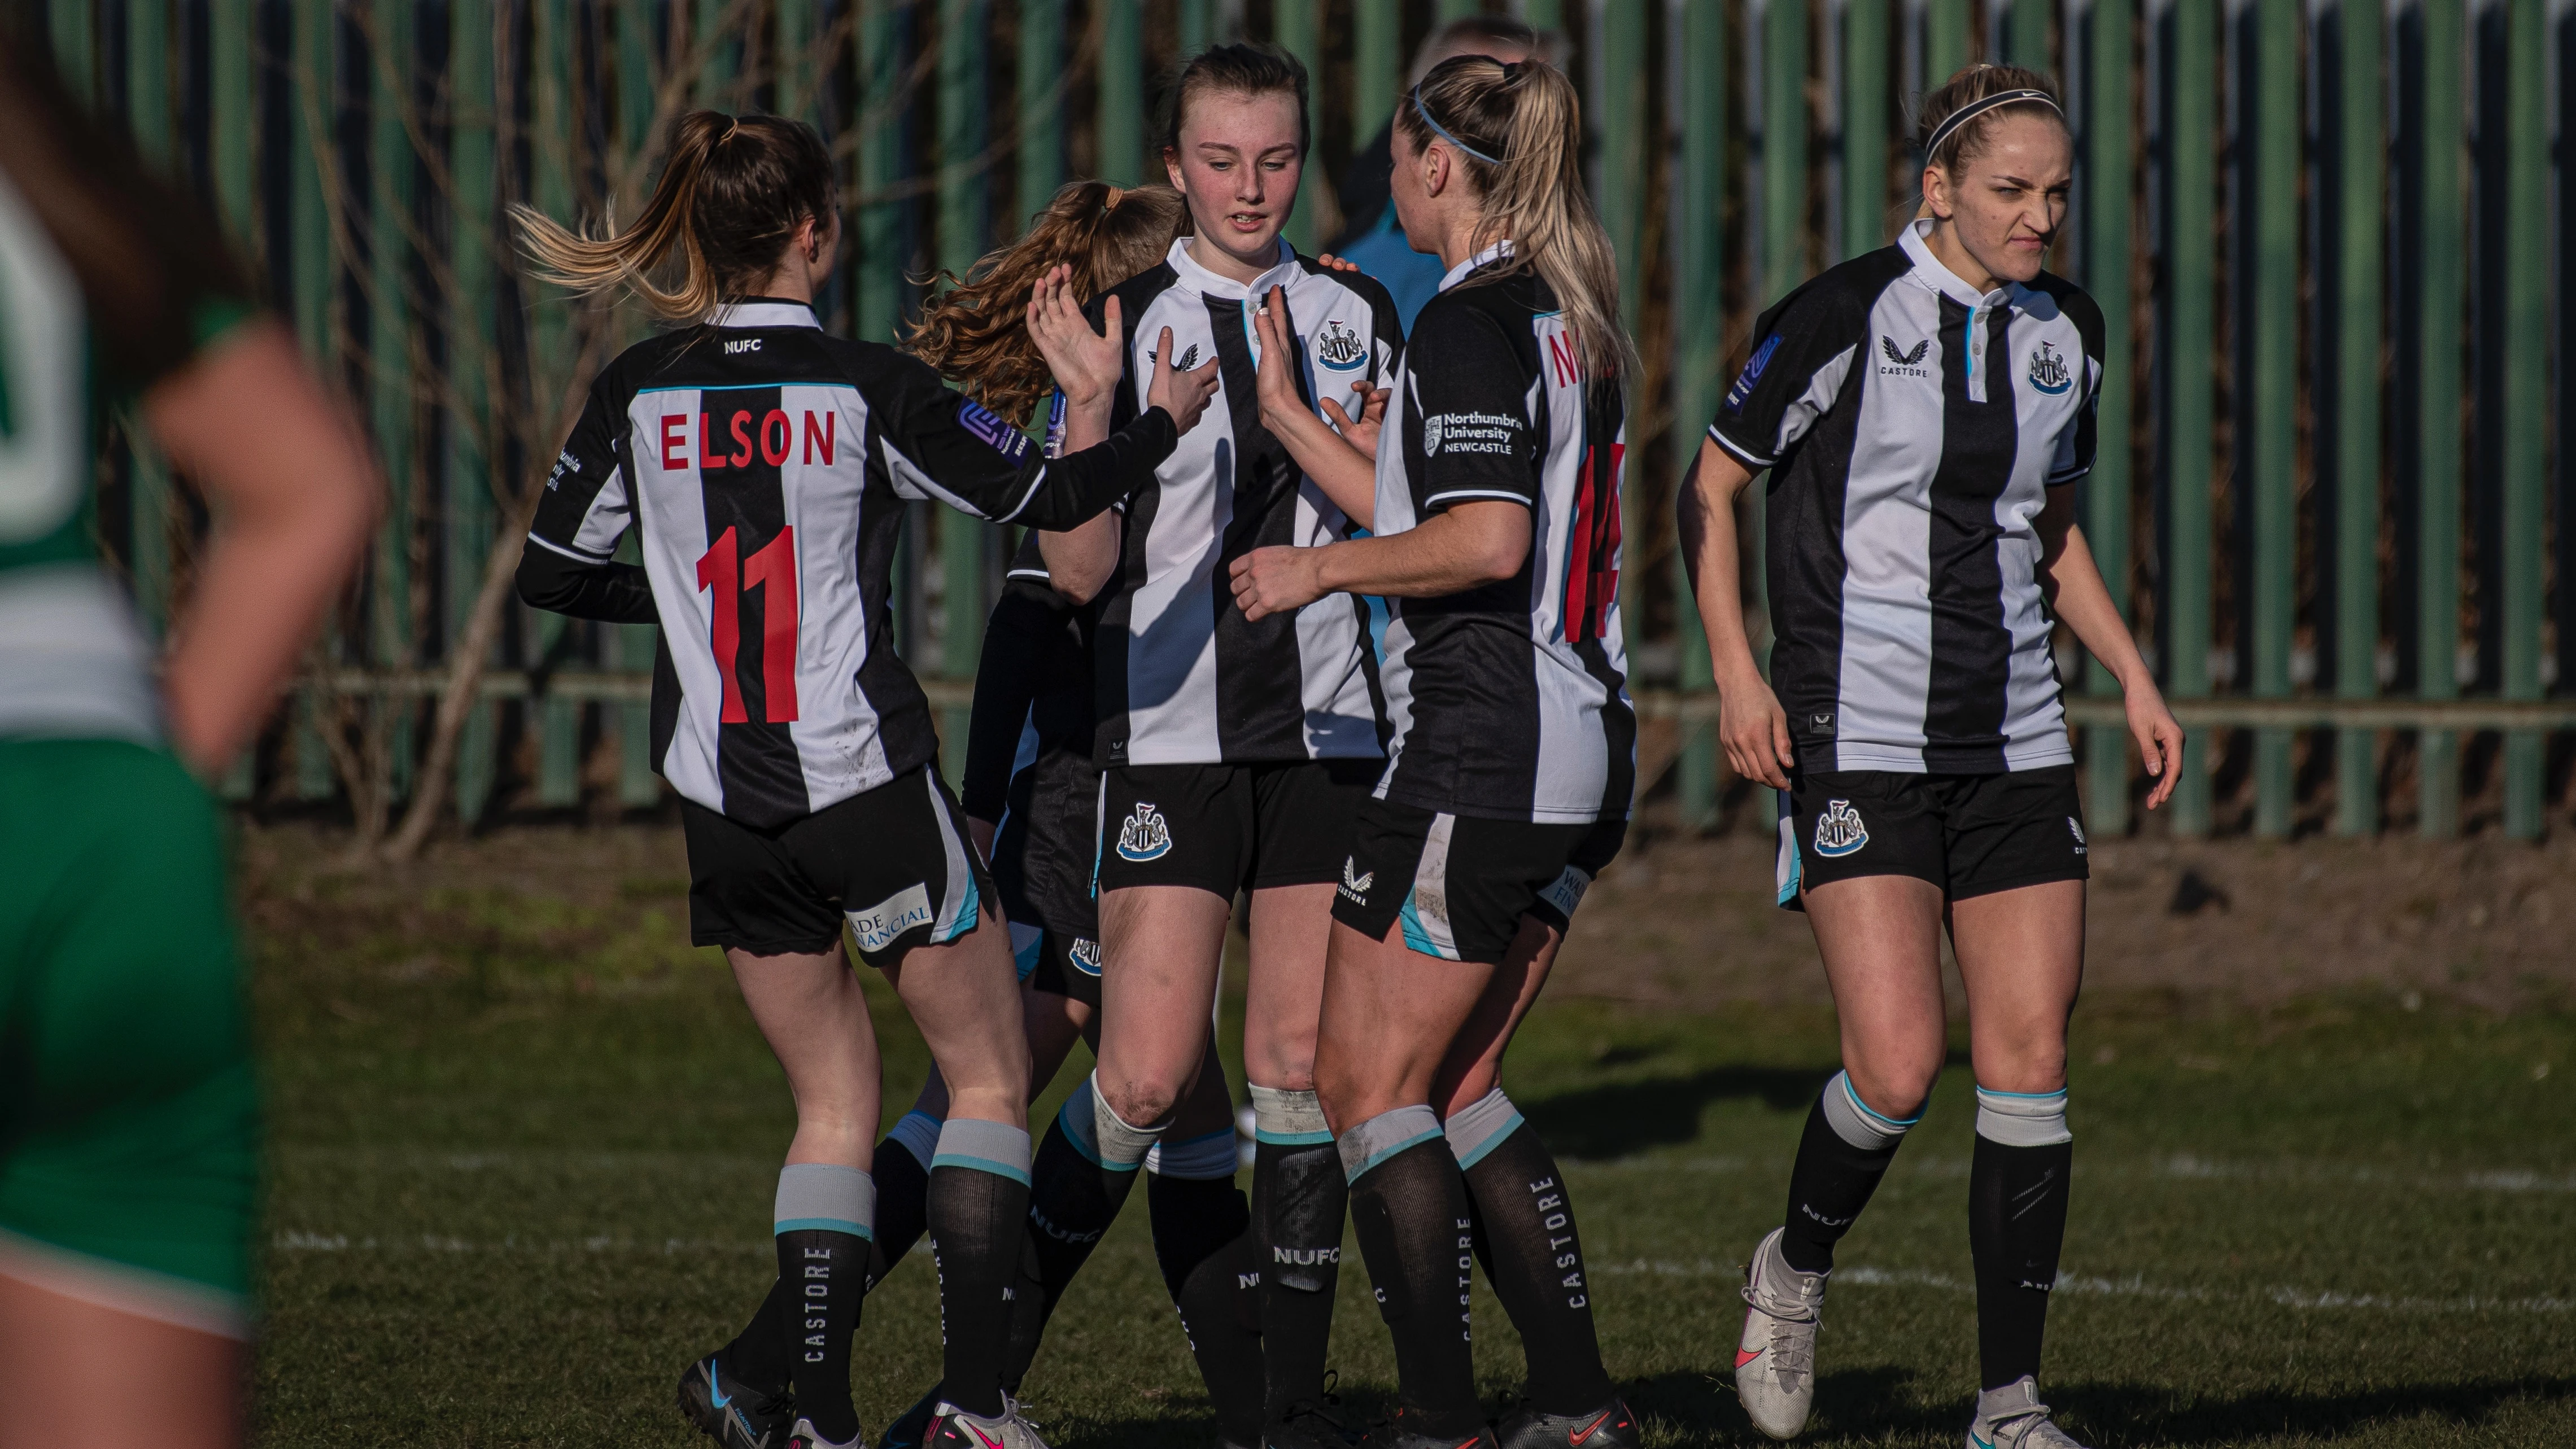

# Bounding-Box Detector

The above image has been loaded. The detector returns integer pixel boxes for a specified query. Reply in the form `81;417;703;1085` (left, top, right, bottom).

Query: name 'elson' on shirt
1708;221;2106;776
1371;249;1636;826
529;300;1171;829
1086;238;1404;767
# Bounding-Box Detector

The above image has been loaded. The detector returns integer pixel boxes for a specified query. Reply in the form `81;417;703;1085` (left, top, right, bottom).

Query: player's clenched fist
1226;545;1325;623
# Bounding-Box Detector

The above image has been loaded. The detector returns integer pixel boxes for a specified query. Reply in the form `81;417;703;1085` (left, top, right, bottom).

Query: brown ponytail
513;111;837;321
901;181;1189;426
1396;55;1635;382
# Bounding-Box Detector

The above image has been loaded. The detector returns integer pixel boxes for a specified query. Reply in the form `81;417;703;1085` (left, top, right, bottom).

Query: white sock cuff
1146;1127;1242;1180
1442;1087;1525;1170
1063;1073;1166;1170
1337;1104;1443;1183
1820;1070;1920;1149
1248;1084;1333;1145
887;1110;944;1170
775;1163;875;1238
1974;1086;2072;1147
933;1118;1034;1185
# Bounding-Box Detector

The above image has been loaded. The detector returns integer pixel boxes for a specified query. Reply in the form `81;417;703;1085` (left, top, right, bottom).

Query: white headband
1924;87;2062;163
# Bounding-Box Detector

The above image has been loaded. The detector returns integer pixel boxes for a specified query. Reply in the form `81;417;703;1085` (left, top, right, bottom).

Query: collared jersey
1708;221;2105;775
1370;246;1636;825
0;58;253;743
528;299;1176;829
1086;237;1403;767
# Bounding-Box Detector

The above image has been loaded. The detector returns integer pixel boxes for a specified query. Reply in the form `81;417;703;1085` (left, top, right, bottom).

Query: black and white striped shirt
1085;238;1403;767
1372;246;1636;825
1708;221;2104;775
521;299;1177;828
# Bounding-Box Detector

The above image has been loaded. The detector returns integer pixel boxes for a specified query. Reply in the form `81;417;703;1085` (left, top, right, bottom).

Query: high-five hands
1248;285;1389;465
1025;262;1123;409
1146;325;1220;434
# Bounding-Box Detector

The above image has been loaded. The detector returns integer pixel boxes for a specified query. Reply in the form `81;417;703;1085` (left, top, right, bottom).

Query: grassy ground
240;826;2574;1447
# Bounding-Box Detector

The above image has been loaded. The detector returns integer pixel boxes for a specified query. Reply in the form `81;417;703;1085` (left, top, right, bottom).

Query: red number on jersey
696;526;802;724
1563;442;1623;643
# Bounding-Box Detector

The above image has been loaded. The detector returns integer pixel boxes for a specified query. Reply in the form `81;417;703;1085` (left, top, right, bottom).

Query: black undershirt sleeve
516;545;657;625
960;583;1067;823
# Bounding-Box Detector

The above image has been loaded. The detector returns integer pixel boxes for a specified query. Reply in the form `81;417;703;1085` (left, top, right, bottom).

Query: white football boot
923;1395;1052;1449
1966;1378;2089;1449
1734;1227;1828;1439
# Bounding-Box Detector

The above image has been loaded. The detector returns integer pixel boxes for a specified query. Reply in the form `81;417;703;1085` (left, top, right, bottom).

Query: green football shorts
0;739;257;1337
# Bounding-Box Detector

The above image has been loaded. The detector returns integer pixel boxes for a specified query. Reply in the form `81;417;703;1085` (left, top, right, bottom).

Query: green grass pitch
246;863;2571;1446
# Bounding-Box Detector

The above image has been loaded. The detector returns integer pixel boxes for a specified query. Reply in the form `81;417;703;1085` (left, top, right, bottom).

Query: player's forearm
1263;400;1377;529
1007;407;1178;529
1679;439;1767;691
1311;506;1526;599
2042;520;2153;693
1037;514;1120;605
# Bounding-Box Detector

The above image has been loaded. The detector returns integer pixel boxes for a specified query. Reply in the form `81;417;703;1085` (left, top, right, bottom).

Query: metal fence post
47;0;92;102
2249;0;2298;837
292;0;338;803
2008;0;2052;65
2498;0;2545;837
1845;0;1890;259
1674;0;1727;833
1098;0;1143;185
857;0;910;347
450;0;500;827
373;0;418;806
1355;0;1400;146
2416;0;2463;838
1276;0;1321;254
697;0;739;102
532;0;584;809
2332;0;2382;835
615;7;663;808
2084;0;2134;834
2166;0;2216;837
1598;0;1647;660
212;0;257;801
1019;0;1066;226
1928;0;1972;81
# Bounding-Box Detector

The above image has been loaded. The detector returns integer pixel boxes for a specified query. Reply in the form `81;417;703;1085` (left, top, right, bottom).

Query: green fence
34;0;2574;843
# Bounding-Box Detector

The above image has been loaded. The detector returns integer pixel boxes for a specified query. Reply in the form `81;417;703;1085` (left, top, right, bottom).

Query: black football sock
927;1119;1036;1419
1780;1070;1918;1274
865;1110;941;1291
1446;1090;1613;1416
1341;1106;1483;1437
1148;1147;1267;1447
719;1275;795;1393
1251;1085;1347;1421
1968;1087;2073;1391
1000;1074;1163;1387
772;1164;875;1442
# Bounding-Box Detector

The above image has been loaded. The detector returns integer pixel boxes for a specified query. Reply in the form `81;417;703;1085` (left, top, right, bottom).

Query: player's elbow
514;547;579;615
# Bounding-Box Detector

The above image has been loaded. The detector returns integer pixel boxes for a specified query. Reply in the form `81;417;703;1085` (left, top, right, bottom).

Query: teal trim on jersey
1347;1127;1443;1182
773;1217;873;1238
930;1152;1033;1187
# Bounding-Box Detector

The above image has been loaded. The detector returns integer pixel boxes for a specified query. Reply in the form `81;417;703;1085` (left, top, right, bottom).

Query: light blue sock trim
1442;1087;1525;1171
1250;1085;1335;1145
887;1110;944;1170
932;1118;1033;1187
1974;1085;2072;1148
1055;1078;1145;1173
774;1163;875;1238
1338;1104;1444;1183
1976;1086;2071;1100
1842;1072;1925;1128
1146;1128;1241;1180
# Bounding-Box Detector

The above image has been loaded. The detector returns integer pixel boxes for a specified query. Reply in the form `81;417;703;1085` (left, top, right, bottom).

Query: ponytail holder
1498;60;1525;82
1922;87;2060;164
719;116;743;145
1411;82;1502;167
1105;185;1125;209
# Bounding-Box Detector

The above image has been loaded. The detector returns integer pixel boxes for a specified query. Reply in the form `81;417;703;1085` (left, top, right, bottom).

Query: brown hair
1918;64;2067;173
1159;43;1311;161
513;111;837;321
1396;55;1635;381
902;182;1188;426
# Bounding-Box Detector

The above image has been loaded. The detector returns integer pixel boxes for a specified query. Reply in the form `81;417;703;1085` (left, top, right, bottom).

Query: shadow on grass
1620;1366;2576;1446
1520;1052;1968;1161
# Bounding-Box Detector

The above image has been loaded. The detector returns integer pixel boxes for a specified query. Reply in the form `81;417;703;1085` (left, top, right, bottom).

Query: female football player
1226;53;1642;1449
513;111;1216;1449
1678;64;2184;1449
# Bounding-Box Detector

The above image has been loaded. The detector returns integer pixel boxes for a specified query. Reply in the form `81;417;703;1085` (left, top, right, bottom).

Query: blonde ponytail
1397;56;1635;382
513;111;837;321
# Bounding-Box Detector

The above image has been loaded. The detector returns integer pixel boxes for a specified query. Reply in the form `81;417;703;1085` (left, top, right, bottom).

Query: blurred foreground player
0;43;378;1449
512;111;1216;1449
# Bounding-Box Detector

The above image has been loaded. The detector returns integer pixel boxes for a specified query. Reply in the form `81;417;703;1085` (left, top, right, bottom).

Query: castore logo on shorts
1116;803;1172;861
1338;857;1374;905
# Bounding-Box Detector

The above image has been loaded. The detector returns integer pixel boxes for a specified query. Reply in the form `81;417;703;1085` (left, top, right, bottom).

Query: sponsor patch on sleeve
960;399;1032;462
1724;333;1784;413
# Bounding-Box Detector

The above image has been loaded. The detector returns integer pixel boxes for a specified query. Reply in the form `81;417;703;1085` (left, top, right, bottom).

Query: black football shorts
1776;765;2089;909
1094;758;1381;898
1330;797;1627;965
683;765;996;965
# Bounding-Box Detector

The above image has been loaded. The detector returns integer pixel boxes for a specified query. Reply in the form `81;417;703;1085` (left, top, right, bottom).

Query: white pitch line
1588;1259;2568;1315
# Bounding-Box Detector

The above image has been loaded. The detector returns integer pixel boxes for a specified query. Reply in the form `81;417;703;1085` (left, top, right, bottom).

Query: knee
1099;1076;1179;1130
1842;1057;1940;1123
1976;1044;2068;1097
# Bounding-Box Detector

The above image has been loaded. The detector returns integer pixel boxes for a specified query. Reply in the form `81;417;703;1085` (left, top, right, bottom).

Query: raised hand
1146;325;1220;434
1318;378;1391;462
1026;262;1124;409
1247;286;1307;435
